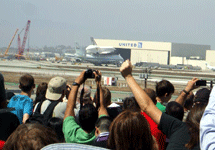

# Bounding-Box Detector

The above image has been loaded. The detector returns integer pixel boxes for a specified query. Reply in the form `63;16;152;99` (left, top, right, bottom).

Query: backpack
26;100;60;126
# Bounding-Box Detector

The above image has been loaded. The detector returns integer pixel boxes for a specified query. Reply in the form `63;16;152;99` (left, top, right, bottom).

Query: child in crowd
156;80;175;112
7;74;35;124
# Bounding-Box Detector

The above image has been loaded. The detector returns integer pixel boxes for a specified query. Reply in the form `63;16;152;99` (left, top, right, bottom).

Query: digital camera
84;69;95;79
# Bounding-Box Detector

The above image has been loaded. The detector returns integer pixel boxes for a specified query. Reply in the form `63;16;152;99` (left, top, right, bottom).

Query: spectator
74;84;92;117
0;73;6;108
107;110;158;150
183;91;194;122
7;73;35;124
156;80;175;112
94;86;122;120
185;103;206;149
63;70;108;144
166;101;184;121
47;117;65;142
34;77;67;120
122;95;164;150
0;73;20;142
200;87;215;149
0;141;5;150
62;85;72;102
93;87;111;108
144;88;157;105
165;101;184;148
34;82;48;106
5;91;15;103
142;88;166;150
106;103;122;121
92;116;112;148
3;123;59;150
175;86;210;109
193;88;211;105
120;60;201;150
123;96;140;112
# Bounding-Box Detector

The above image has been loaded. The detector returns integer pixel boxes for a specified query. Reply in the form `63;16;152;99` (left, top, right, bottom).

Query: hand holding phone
195;80;207;86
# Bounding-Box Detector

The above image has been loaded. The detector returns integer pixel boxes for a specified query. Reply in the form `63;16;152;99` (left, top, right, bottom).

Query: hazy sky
1;0;215;49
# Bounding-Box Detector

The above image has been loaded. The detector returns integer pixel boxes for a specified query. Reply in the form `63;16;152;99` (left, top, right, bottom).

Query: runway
1;59;213;102
1;59;214;83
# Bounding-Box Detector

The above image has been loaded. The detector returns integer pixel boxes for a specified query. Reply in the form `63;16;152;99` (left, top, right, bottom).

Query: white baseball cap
46;77;67;101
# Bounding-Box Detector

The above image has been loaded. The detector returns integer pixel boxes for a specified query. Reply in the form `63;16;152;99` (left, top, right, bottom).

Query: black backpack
26;100;60;126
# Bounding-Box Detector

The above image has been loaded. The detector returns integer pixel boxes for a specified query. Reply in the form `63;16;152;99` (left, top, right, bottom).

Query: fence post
210;80;213;90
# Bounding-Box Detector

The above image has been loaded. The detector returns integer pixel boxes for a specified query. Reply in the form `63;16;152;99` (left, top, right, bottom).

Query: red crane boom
17;28;24;54
18;20;31;56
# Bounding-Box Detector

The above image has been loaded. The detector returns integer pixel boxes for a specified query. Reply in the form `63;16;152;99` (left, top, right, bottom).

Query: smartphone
196;80;207;86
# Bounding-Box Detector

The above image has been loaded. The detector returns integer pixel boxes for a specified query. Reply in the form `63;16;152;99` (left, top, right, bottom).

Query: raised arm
94;70;108;117
120;60;162;124
200;86;215;150
23;114;30;124
64;71;85;120
175;78;198;106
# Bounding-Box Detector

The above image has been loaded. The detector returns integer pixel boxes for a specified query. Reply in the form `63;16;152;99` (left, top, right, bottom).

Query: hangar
94;39;211;65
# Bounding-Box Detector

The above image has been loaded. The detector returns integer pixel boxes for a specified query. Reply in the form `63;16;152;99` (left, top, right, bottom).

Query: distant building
94;39;211;65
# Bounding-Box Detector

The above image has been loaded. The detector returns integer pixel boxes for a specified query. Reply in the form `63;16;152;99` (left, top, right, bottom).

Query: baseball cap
194;88;211;104
46;77;67;101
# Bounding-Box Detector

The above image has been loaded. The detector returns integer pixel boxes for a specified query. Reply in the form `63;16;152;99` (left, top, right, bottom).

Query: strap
80;83;85;110
43;100;60;121
34;101;43;114
96;86;100;110
0;107;15;114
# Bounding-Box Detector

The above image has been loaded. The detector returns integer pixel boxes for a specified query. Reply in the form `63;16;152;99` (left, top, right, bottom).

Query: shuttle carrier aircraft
75;39;124;66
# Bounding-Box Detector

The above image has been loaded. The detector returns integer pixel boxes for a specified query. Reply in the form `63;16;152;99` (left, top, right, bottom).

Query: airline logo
138;42;142;48
119;42;142;48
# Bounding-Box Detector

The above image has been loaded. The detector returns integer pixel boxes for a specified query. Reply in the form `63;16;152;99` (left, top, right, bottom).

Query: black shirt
158;113;200;150
0;111;20;141
107;106;122;121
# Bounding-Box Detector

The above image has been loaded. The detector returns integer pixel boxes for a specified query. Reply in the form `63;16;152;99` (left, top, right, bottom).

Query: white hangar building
94;39;211;65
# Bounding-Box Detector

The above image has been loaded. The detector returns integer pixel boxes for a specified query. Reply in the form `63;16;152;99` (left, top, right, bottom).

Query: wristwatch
72;82;80;86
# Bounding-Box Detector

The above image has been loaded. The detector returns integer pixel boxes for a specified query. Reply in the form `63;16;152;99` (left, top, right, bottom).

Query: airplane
74;42;124;67
206;63;215;71
84;53;124;67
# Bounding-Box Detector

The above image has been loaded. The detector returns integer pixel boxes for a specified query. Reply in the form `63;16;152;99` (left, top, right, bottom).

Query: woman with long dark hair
185;104;206;149
107;110;158;150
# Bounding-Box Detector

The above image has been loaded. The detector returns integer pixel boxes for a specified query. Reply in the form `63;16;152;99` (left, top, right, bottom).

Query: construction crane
17;20;31;58
3;29;19;57
17;28;24;55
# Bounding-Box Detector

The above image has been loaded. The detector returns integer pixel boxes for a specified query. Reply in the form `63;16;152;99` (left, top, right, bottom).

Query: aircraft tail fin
74;43;86;58
90;37;97;45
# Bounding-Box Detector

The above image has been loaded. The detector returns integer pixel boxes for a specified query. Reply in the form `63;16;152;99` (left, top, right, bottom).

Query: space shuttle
74;38;124;66
86;37;116;54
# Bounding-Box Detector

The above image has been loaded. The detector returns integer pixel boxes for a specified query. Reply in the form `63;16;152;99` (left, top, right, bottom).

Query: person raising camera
63;69;108;145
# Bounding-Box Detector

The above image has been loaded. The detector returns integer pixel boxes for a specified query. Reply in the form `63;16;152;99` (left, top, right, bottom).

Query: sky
0;0;215;49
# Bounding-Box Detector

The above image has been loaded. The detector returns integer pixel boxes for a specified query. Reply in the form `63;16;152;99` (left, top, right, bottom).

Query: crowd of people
0;60;215;150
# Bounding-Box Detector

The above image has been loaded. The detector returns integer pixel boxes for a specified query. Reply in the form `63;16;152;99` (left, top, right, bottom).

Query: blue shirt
200;86;215;150
7;95;33;124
